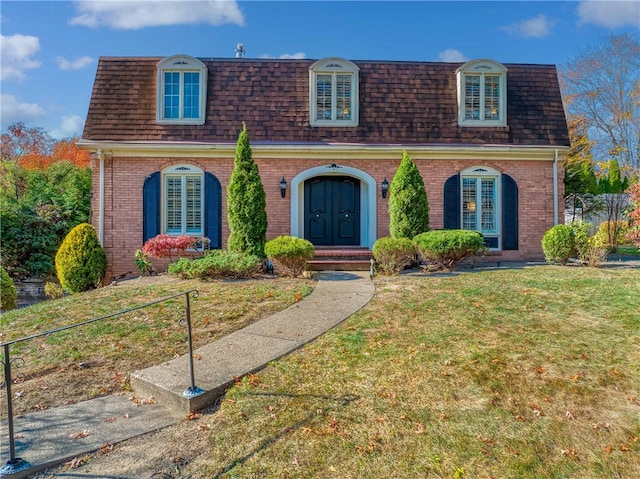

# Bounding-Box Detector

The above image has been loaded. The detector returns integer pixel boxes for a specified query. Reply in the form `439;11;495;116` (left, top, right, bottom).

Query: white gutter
553;149;559;225
97;149;105;245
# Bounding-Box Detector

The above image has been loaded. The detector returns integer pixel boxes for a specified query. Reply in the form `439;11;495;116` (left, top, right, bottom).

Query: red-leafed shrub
142;234;196;261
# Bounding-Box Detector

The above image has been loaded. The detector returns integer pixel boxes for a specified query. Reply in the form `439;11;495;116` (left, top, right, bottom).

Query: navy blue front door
304;176;360;246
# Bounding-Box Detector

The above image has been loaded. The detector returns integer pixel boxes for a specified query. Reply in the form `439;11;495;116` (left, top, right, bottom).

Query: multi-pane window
461;167;500;245
164;166;203;235
310;58;359;126
162;71;200;120
456;60;507;126
156;55;207;125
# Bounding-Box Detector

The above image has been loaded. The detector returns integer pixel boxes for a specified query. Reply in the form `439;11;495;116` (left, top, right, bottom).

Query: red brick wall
92;154;563;278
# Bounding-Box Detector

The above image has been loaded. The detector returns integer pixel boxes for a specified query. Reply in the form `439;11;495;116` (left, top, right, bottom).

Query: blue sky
1;0;638;139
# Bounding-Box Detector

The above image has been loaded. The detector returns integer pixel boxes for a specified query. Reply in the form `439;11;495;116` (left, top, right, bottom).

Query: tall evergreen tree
227;124;267;258
388;151;429;239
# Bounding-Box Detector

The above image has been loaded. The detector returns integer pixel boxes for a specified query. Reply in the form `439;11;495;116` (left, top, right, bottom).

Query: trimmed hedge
55;223;107;293
168;250;261;279
372;237;415;275
264;236;315;277
542;224;575;265
413;230;485;270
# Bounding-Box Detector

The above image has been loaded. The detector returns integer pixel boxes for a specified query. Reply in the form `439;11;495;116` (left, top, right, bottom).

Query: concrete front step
307;247;373;272
306;259;372;271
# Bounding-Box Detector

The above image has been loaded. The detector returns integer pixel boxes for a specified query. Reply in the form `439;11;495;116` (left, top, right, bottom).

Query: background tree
388;151;429;239
560;33;640;171
227;124;267;258
0;160;92;277
564;115;601;221
1;122;54;168
596;159;631;251
626;182;640;248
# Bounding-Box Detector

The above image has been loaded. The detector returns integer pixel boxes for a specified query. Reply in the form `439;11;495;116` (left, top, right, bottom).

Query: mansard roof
82;56;569;147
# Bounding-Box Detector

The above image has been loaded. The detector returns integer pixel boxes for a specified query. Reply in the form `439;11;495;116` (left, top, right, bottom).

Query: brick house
79;55;569;278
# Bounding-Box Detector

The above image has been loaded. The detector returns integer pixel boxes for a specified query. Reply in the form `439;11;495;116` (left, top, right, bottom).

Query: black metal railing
0;289;202;476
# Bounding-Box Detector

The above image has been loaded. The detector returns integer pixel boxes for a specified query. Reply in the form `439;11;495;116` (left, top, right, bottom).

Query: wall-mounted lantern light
381;178;389;199
279;177;288;198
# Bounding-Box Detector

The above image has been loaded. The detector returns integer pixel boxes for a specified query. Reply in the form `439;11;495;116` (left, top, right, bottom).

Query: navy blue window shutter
443;174;460;229
502;173;518;250
142;172;161;243
204;172;222;249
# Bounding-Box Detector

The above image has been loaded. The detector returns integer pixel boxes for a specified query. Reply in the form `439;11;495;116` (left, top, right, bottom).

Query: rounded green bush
541;224;575;265
55;223;107;293
413;230;485;270
1;265;18;310
264;236;315;277
372;237;415;275
168;250;261;279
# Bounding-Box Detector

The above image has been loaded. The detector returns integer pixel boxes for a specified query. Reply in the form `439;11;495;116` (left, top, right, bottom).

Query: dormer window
156;55;207;125
456;59;507;127
309;58;359;127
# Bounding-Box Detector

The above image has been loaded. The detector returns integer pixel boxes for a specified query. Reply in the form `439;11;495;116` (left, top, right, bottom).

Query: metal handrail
0;289;202;475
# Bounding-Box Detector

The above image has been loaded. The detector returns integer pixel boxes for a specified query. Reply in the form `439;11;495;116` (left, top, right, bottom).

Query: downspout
553;149;559;225
97;149;105;245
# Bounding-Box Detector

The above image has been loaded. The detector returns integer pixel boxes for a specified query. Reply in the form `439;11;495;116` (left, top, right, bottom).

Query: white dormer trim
309;57;359;127
156;54;207;125
456;59;507;127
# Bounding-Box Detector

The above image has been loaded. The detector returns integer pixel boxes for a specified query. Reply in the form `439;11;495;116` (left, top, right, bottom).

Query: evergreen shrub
388;151;430;239
168;250;261;279
372;237;415;275
227;124;268;258
55;223;107;293
264;236;315;277
413;230;485;270
1;265;17;310
541;224;575;265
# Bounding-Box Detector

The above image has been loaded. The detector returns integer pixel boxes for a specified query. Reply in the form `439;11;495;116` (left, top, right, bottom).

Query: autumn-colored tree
52;138;90;168
0;122;54;169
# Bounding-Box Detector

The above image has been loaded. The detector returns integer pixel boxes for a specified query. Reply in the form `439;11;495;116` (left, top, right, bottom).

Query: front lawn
201;266;640;478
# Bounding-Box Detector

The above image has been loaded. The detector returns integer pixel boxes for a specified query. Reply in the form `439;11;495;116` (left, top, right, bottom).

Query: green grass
197;266;640;479
616;245;640;255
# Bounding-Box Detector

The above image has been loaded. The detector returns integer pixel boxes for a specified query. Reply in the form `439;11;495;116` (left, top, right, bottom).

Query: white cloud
0;94;46;128
577;0;640;28
70;0;244;29
259;52;307;59
56;56;94;71
502;14;557;38
49;115;85;139
0;34;41;81
278;52;306;60
438;49;469;63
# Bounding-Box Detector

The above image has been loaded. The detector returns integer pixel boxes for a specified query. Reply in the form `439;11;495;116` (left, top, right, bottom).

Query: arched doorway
290;165;377;248
304;176;360;246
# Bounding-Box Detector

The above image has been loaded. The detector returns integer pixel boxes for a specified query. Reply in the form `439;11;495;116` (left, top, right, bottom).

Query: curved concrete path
0;271;374;478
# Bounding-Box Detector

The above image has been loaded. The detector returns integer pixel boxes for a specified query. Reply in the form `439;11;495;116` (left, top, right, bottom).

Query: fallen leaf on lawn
565;411;575;420
98;443;114;455
619;444;630;452
70;430;89;439
65;457;85;469
186;412;201;421
561;448;579;459
604;445;612;453
294;291;303;302
197;424;210;431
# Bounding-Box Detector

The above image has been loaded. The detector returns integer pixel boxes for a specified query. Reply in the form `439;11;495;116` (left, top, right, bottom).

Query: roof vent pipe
235;43;245;58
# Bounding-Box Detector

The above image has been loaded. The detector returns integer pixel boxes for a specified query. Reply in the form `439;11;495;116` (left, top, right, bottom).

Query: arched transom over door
304;176;361;246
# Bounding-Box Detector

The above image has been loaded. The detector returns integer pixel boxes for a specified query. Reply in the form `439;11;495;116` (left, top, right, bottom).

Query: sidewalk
0;271;374;478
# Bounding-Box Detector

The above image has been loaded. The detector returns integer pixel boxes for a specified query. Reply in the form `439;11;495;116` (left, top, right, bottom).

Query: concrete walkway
0;271;374;478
